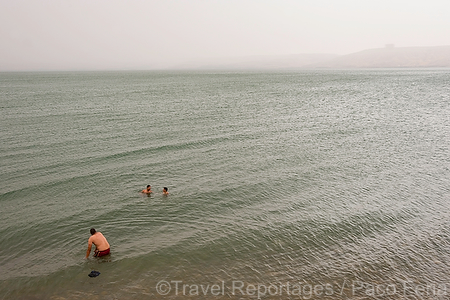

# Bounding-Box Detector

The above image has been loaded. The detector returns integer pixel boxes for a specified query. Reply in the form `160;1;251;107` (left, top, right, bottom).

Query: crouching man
86;228;110;258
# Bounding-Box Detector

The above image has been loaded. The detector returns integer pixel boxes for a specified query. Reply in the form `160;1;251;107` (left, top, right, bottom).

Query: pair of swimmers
141;185;169;195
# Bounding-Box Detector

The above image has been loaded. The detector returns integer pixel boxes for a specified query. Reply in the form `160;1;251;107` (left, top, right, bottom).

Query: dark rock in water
88;270;101;277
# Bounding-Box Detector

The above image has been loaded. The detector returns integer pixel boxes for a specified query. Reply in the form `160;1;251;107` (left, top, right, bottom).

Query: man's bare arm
86;243;92;258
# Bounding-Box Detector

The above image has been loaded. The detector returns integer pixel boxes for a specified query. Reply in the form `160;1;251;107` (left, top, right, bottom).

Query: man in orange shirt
86;228;110;258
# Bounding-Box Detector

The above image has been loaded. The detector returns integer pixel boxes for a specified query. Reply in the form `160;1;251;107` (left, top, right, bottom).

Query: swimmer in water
163;187;169;195
141;185;152;194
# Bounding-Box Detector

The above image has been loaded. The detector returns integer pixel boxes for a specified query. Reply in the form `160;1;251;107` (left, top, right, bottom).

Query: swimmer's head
147;185;151;188
90;228;96;235
163;187;168;192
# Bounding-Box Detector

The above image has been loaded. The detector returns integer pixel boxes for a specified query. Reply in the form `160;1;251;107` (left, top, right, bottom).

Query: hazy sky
1;0;450;71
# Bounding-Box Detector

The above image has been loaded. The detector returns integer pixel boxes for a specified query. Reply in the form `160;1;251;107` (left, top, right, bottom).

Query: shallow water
1;69;450;299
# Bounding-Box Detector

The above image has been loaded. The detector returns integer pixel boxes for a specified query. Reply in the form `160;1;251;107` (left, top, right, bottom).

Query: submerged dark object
88;270;101;277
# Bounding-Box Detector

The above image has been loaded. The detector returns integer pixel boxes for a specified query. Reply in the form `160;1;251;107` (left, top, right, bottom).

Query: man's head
90;228;96;235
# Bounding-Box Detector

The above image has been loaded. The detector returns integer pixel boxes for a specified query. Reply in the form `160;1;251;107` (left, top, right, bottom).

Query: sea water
1;69;450;299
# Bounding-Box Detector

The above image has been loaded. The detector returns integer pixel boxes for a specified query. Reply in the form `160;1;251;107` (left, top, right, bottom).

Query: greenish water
1;70;450;299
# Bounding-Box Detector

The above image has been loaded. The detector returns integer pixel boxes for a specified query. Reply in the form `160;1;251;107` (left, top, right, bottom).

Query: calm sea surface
1;70;450;299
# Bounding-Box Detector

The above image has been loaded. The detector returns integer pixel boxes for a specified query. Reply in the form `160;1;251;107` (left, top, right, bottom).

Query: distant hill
172;53;339;70
307;45;450;68
171;46;450;70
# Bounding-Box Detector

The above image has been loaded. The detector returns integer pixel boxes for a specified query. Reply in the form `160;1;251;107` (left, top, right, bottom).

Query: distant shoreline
172;46;450;70
2;45;450;71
